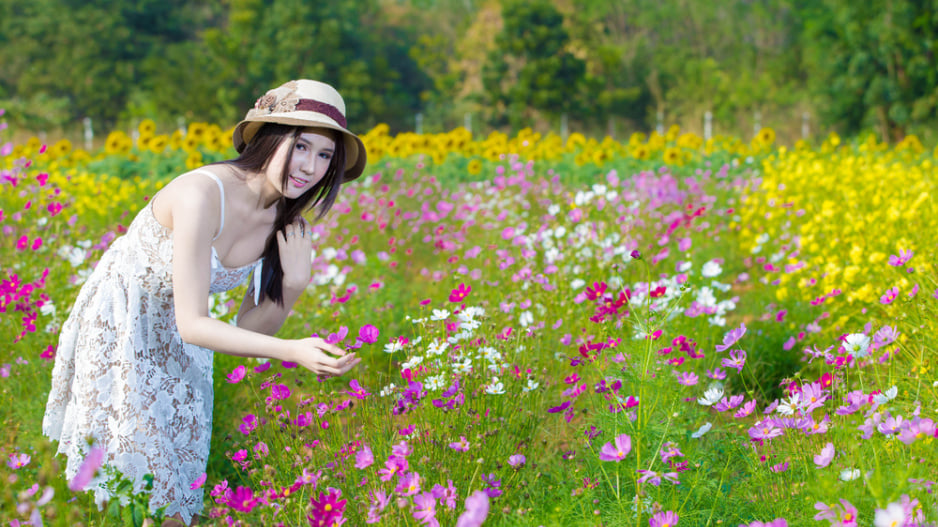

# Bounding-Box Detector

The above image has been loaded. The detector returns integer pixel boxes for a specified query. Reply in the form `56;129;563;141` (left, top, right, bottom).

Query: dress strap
190;170;226;241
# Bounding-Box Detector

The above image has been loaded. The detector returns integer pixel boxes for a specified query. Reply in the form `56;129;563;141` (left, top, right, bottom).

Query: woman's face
267;129;337;200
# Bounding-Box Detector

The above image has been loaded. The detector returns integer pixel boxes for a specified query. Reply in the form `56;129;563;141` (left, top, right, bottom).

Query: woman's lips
289;175;309;187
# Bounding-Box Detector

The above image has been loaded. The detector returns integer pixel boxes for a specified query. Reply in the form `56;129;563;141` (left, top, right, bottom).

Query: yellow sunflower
138;119;157;137
663;147;683;165
187;122;208;142
755;127;776;148
149;135;169;154
630;145;650;160
467;159;482;175
51;139;72;158
185;151;203;170
105;131;130;154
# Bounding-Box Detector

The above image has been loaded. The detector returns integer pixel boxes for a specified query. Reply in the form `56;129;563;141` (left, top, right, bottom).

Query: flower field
2;111;937;526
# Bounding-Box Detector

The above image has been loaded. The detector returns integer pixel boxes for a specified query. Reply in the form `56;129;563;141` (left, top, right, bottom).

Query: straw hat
232;80;366;182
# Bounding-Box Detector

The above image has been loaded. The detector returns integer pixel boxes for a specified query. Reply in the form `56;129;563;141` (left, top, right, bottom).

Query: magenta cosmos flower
449;283;471;303
599;433;632;461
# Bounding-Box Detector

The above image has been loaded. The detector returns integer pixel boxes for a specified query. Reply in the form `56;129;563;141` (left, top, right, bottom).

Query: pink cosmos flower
69;446;104;491
7;453;30;470
675;371;698;386
507;454;526;468
397;471;423;497
721;350;747;372
880;287;898;304
706;368;727;380
898;417;936;445
431;480;458;509
346;379;371;399
714;394;745;412
190;473;207;490
455;490;490;527
355;445;374;469
449;436;470;452
413;491;439;527
650;510;679;527
716;323;747;352
598;433;632;462
239;414;258;435
743;520;788;527
734;400;757;418
888;249;913;267
748;420;783;441
811;442;834;469
814;499;858;526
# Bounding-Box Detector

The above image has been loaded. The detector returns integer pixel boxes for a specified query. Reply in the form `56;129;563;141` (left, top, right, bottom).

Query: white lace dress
42;172;261;523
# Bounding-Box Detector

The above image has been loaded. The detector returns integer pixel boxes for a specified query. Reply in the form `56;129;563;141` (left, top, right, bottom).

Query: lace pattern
42;201;258;523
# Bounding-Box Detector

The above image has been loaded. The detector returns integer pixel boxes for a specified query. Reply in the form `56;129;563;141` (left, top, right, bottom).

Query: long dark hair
222;123;346;306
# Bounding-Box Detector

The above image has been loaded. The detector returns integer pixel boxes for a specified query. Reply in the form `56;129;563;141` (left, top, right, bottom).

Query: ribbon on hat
295;99;347;128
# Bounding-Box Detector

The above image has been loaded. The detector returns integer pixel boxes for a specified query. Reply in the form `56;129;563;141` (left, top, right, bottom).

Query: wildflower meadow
2;111;937;526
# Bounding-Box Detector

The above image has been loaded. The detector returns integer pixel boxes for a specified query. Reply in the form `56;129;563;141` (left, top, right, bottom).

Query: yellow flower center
325;504;332;512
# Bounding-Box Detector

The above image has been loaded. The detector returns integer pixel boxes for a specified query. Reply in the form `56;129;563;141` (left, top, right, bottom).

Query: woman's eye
296;143;307;151
320;153;333;160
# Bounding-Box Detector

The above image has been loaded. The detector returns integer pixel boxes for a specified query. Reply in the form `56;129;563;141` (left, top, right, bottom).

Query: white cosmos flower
379;383;397;397
548;204;561;216
691;422;712;438
384;340;404;354
519;311;534;327
453;358;472;375
776;393;801;416
401;355;423;370
430;309;450;321
427;340;449;356
872;386;898;406
697;384;724;406
485;377;505;395
424;375;445;391
701;260;723;278
39;300;56;317
58;245;86;267
570;278;586;290
839;468;861;481
844;333;872;358
461;306;486;319
523;379;540;392
480;347;502;363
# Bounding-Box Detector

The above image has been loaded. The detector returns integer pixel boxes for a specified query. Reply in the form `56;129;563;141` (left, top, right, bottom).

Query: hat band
295;99;347;128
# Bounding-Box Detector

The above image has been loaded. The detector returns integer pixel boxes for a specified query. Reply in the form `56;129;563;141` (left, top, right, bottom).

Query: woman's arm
169;182;357;375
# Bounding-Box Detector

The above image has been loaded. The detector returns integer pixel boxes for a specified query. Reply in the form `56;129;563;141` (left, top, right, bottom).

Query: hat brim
233;114;366;183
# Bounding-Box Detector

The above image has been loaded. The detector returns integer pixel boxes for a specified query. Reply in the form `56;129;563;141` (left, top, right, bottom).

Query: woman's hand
276;217;313;292
290;337;360;377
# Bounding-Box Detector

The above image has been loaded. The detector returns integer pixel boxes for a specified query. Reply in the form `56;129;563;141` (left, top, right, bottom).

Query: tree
482;0;586;129
802;0;938;141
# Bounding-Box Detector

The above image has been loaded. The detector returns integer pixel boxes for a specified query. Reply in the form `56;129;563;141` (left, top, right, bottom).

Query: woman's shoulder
151;166;229;228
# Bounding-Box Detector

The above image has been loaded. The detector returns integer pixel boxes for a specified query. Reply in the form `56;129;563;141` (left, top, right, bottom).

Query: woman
42;80;365;525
